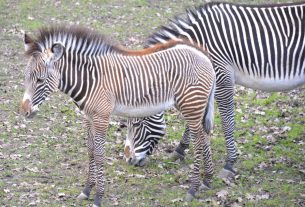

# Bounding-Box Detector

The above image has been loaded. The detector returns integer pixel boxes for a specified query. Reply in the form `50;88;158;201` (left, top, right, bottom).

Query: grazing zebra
124;1;305;176
20;26;216;206
125;112;166;166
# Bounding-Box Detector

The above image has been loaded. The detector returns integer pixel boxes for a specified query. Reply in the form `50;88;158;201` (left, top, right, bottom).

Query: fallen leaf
231;203;242;207
26;167;39;173
58;192;65;198
216;189;228;200
129;174;145;178
246;193;255;200
281;126;291;133
171;197;183;203
261;193;270;199
256;192;270;200
298;140;305;145
28;201;36;206
266;135;276;143
236;197;243;203
258;162;268;170
10;154;22;160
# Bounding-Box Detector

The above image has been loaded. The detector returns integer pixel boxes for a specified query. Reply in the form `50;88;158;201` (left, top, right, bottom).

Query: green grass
0;0;304;206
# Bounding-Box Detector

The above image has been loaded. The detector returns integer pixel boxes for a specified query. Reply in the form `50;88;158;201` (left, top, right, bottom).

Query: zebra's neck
58;53;101;109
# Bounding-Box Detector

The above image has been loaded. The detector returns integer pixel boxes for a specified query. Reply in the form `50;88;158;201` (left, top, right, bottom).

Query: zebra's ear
24;33;33;51
50;43;64;62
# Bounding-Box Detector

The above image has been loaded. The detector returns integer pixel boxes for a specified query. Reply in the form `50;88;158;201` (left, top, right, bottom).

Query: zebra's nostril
24;110;32;117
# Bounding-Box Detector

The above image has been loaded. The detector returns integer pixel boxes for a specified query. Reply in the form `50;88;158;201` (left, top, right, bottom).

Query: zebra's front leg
215;84;237;178
92;116;109;207
78;127;96;200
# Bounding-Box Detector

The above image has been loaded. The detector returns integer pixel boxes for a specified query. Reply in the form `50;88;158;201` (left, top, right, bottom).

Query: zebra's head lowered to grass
20;32;64;117
124;112;166;166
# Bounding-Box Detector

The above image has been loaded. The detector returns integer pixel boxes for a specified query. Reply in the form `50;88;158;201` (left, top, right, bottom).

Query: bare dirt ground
0;0;304;206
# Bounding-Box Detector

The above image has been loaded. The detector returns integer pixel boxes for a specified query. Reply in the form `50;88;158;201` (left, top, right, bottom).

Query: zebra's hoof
185;192;195;202
93;195;101;207
185;188;196;202
199;181;210;191
170;151;185;161
218;168;236;179
77;192;89;200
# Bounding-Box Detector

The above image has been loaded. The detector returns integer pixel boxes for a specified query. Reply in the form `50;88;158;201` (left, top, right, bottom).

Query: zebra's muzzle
20;99;37;118
127;157;147;167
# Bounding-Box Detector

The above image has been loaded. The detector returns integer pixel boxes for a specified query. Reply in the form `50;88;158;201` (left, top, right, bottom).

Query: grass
0;0;304;206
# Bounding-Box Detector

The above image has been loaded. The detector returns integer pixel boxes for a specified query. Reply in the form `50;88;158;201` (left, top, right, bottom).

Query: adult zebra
20;26;216;206
125;112;166;166
124;1;305;176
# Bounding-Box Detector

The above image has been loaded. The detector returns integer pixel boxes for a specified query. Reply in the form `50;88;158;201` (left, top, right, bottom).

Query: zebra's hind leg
171;126;190;161
200;137;213;190
185;122;213;202
215;83;237;178
78;126;96;200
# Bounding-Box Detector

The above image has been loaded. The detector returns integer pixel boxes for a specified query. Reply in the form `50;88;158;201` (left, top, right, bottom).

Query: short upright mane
26;25;205;58
25;25;119;56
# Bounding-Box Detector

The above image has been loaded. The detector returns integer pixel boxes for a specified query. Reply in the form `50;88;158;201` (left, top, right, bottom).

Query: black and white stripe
126;1;305;173
22;26;216;206
125;112;166;166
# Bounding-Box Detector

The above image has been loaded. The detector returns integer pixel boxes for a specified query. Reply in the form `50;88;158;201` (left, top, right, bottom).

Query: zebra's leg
92;115;109;207
78;124;96;200
185;122;213;201
215;83;237;178
173;119;214;161
200;134;213;190
172;103;214;161
171;126;190;160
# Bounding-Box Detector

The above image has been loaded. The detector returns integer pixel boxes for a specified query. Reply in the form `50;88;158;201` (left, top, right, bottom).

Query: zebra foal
124;1;305;176
20;26;216;206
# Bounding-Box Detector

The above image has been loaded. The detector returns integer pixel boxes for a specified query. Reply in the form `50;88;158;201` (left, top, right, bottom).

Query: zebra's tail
203;80;215;134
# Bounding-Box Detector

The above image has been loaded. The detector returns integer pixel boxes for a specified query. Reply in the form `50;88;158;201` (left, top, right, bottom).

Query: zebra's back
105;43;214;117
147;1;305;91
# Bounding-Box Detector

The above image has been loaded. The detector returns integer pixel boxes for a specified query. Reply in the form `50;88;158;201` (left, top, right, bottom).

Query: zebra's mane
25;25;119;57
25;25;200;57
145;1;305;47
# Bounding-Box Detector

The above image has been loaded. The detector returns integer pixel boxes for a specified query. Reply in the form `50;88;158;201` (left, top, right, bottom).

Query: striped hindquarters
146;2;305;90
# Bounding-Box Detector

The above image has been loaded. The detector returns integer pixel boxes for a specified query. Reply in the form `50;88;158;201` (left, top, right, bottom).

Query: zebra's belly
113;99;174;118
234;70;305;92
